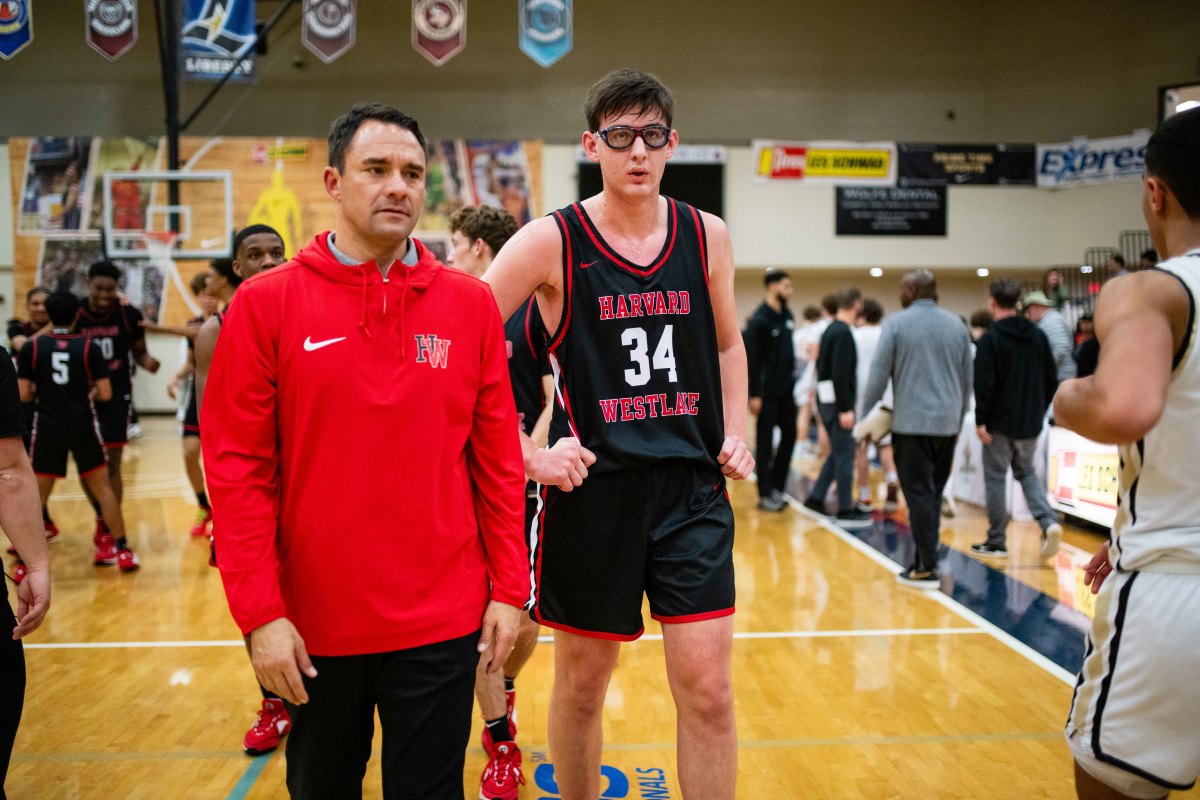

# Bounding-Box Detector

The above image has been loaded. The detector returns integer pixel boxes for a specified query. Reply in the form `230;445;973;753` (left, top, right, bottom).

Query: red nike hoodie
202;232;527;656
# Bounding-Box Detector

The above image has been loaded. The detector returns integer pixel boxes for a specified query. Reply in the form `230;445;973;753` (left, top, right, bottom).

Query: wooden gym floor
4;417;1196;799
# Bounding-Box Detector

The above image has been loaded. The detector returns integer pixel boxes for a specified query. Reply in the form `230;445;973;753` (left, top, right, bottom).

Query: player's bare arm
193;315;221;410
16;380;33;404
702;211;754;480
94;377;113;404
131;337;161;374
482;215;596;490
1054;270;1188;444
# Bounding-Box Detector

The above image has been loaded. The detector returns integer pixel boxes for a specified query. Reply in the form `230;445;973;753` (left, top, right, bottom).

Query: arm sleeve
200;285;288;635
743;316;764;397
0;357;24;439
862;323;894;413
973;335;994;427
831;326;857;412
466;297;528;609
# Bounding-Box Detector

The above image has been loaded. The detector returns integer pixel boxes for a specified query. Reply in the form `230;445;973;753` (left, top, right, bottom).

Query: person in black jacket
745;269;798;511
802;286;872;527
972;278;1063;559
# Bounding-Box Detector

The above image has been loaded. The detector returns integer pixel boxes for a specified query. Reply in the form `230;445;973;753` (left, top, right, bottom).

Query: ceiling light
1081;265;1093;274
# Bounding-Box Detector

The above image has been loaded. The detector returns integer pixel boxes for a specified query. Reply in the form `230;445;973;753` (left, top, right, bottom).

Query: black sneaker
757;496;786;512
855;501;874;514
835;508;874;529
802;497;830;516
970;542;1008;557
896;567;939;588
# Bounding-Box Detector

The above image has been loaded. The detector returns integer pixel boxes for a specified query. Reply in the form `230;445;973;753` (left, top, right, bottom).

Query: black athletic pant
0;600;25;800
892;433;957;574
755;394;797;499
284;630;479;800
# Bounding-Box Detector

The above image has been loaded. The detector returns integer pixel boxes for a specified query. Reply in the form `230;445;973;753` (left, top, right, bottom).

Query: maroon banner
85;0;137;61
411;0;465;66
302;0;356;63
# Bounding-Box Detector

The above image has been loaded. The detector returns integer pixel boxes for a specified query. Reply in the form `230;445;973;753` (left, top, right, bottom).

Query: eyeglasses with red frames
594;124;672;150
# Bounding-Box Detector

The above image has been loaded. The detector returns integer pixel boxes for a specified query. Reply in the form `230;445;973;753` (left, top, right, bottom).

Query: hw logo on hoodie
413;334;452;368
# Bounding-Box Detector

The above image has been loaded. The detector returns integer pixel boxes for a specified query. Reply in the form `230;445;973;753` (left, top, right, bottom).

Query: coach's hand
249;617;318;705
478;601;523;675
718;435;754;480
1082;541;1112;595
526;437;596;492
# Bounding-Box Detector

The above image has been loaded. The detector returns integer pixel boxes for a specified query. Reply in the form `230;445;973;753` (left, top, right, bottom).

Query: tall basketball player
482;69;754;800
1056;106;1200;799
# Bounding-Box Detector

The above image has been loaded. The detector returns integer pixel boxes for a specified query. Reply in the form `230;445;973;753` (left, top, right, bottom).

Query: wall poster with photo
19;138;98;233
35;234;165;324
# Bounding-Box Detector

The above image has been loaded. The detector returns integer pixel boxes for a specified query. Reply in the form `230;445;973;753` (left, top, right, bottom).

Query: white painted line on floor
785;495;1077;687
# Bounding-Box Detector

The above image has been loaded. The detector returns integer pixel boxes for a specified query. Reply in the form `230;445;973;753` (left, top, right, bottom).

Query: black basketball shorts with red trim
95;393;132;447
529;459;735;640
30;422;107;479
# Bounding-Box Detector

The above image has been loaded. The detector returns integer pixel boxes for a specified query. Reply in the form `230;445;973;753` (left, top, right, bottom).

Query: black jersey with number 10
546;198;724;472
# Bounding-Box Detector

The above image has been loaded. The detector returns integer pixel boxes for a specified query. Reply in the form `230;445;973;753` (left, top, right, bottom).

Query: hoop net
139;231;202;319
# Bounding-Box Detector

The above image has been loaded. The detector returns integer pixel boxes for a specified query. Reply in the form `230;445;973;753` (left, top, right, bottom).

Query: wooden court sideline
4;418;1196;799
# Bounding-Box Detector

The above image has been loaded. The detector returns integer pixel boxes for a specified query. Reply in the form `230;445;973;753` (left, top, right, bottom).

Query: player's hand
748;397;762;416
477;601;523;676
248;617;318;705
718;435;754;480
525;437;596;492
839;410;855;430
12;564;50;639
167;378;180;400
141;355;161;374
1082;541;1112;595
976;425;993;445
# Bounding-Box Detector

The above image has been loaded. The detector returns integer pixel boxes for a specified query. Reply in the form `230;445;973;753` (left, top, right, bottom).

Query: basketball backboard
102;169;233;259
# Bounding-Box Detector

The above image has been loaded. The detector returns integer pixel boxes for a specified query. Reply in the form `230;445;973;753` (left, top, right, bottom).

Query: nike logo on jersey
581;261;597;269
303;336;347;352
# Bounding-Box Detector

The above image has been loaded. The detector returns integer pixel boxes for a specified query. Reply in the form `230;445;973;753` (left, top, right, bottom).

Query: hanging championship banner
412;0;465;66
302;0;355;63
897;143;1035;187
0;0;33;61
86;0;137;61
519;0;571;68
180;0;257;81
752;140;897;186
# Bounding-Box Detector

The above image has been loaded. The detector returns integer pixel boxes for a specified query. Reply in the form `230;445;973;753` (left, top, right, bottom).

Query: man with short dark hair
448;205;519;275
1057;105;1200;800
745;269;797;511
971;278;1062;559
802;286;872;527
1108;252;1129;277
203;104;528;798
862;270;972;587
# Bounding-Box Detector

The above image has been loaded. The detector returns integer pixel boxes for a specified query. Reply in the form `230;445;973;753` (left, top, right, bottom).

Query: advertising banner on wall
519;0;572;68
835;186;946;236
897;143;1035;187
86;0;138;61
302;0;356;63
1036;131;1150;189
412;0;466;66
752;140;897;185
180;0;256;81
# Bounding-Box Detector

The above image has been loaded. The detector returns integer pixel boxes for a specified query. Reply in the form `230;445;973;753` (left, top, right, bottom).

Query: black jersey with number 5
17;334;108;429
545;198;724;472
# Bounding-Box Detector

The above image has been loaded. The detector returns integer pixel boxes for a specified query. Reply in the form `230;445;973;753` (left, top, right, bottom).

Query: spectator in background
1107;253;1129;277
968;309;992;344
1139;248;1158;270
792;305;822;453
862;270;972;587
1024;291;1077;383
802;286;872;528
1042;268;1070;310
971;278;1063;560
796;294;837;459
745;270;798;512
852;298;898;513
1074;315;1099;378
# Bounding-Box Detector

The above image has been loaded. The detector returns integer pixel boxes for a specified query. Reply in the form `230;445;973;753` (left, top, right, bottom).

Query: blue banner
519;0;571;68
180;0;257;81
0;0;33;61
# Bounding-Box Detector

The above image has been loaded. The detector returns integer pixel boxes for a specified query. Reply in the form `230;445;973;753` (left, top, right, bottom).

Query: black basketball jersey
17;333;108;429
74;302;144;393
507;295;549;436
546;198;725;472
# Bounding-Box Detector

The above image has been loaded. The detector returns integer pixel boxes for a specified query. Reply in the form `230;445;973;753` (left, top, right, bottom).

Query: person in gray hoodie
861;270;972;587
971;278;1063;560
1024;291;1077;383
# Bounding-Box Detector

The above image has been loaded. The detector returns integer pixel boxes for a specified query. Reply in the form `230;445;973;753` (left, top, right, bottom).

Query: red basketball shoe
479;741;525;800
243;698;291;756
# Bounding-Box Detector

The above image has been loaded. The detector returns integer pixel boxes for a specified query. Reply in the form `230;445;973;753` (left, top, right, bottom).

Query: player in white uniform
1055;106;1200;800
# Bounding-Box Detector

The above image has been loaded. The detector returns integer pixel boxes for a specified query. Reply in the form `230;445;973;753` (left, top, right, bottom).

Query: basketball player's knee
557;667;611;711
672;670;733;718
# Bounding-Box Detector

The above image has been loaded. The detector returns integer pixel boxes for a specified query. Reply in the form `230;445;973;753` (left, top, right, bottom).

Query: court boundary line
786;496;1077;686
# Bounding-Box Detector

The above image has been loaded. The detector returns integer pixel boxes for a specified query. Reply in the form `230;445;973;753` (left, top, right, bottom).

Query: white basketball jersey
1111;249;1200;572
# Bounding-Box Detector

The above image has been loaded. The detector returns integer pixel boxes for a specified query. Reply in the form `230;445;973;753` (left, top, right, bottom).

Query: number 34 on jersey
600;323;700;423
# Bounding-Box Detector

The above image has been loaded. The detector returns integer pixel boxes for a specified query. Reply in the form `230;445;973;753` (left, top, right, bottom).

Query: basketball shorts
181;385;200;438
1066;569;1200;798
529;459;735;640
30;421;107;479
95;393;132;447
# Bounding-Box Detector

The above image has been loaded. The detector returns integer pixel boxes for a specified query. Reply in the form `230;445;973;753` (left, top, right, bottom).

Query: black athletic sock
485;716;513;744
115;537;128;551
504;677;515;693
196;491;209;509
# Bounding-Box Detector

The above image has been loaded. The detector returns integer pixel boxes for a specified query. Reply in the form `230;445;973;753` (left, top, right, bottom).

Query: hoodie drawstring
358;267;372;339
399;266;412;358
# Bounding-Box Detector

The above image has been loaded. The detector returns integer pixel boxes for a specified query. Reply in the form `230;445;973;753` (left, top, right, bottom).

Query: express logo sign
1035;131;1150;188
